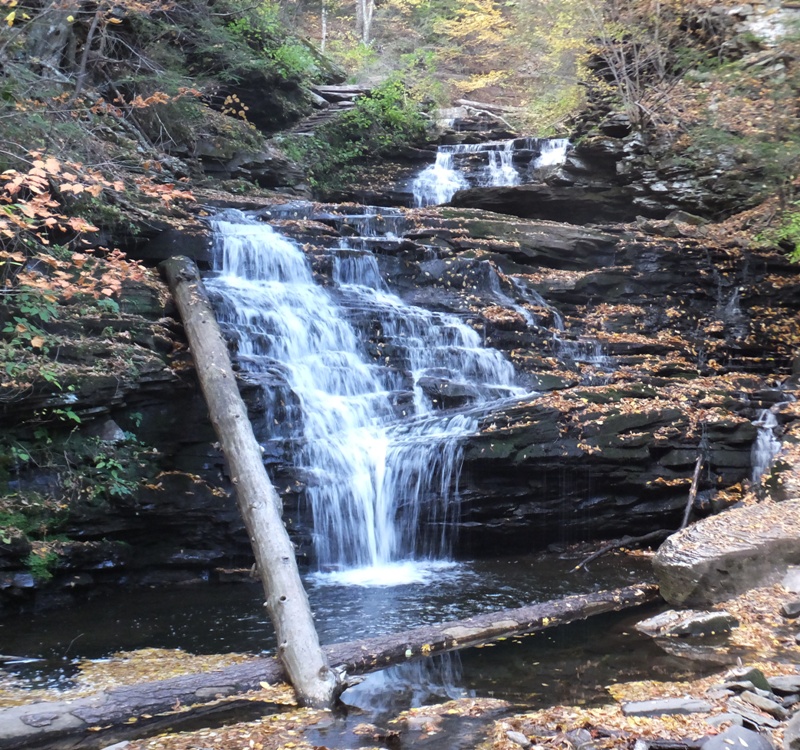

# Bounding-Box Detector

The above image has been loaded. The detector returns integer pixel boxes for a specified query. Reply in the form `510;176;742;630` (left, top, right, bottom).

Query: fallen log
0;583;659;750
160;255;337;709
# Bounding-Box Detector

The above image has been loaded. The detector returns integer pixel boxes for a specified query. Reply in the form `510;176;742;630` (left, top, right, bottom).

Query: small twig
573;529;672;572
681;453;704;530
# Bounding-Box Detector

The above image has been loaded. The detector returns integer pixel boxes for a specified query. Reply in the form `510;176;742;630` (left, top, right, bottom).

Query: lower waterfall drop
206;209;523;586
751;409;781;482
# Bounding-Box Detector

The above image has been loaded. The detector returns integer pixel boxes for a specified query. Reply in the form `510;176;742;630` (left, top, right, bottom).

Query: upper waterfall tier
411;137;570;207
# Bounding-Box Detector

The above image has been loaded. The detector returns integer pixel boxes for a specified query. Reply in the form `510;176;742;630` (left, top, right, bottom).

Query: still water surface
3;552;665;695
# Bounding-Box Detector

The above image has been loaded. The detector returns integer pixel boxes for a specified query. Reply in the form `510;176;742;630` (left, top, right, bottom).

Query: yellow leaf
66;14;74;21
30;335;44;349
107;16;122;23
5;10;15;25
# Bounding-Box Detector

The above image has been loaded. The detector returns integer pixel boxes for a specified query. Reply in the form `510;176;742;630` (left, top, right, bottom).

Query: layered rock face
2;196;799;611
261;204;799;554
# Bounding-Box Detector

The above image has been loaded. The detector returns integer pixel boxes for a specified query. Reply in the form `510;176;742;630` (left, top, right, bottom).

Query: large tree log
159;256;338;708
0;583;659;750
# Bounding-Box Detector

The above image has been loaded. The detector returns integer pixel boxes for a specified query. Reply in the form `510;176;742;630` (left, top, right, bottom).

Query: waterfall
411;138;570;207
206;209;522;586
485;140;520;187
531;137;570;168
411;150;470;207
751;409;781;482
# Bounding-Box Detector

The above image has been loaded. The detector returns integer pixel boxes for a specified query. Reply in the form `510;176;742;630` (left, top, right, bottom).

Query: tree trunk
355;0;374;44
0;583;659;750
159;256;338;709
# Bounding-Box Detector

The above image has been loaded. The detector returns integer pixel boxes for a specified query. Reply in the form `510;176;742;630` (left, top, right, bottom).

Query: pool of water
1;549;742;750
1;551;652;692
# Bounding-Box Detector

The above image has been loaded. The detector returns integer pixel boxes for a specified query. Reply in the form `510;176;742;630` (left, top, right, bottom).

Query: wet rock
767;675;800;695
653;500;800;606
622;698;713;716
448;183;646;224
702;726;775;750
0;573;35;590
136;226;213;265
782;600;800;618
635;609;738;637
786;711;800;750
507;730;532;748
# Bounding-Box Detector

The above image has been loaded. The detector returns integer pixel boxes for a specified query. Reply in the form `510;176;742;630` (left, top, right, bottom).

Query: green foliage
1;426;158;518
325;40;380;78
1;288;60;374
683;127;800;197
0;493;68;544
279;76;429;190
760;201;800;259
25;548;59;582
271;42;320;80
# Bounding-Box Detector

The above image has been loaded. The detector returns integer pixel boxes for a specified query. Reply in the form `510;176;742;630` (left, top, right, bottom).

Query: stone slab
621;698;712;717
653;500;800;606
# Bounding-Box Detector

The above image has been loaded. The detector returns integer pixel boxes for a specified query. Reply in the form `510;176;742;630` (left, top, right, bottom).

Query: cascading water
531;137;570;168
485;140;520;187
751;409;781;482
206;209;522;586
510;277;610;370
411;150;469;207
411;137;570;207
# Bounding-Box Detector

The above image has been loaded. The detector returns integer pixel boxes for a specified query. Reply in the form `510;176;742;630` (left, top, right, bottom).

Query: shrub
279;76;429;190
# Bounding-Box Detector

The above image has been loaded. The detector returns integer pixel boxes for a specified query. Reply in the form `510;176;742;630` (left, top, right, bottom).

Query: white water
532;137;570;168
485;140;520;187
751;409;781;482
207;210;522;585
510;277;610;369
411;150;469;207
411;137;570;207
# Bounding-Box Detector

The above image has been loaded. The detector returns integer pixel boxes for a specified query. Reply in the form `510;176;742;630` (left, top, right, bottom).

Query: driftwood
0;583;659;750
573;530;673;572
455;98;521;113
160;256;337;708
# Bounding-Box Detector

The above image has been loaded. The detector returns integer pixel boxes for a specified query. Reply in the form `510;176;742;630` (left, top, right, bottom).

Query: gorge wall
2;174;799;612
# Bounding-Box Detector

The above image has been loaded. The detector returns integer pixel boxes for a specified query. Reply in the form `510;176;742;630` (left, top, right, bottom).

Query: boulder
782;600;800;618
635;609;738;637
654;500;800;606
703;727;775;750
768;674;800;695
784;567;800;593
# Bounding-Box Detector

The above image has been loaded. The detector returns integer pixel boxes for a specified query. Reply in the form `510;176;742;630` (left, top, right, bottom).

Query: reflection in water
341;652;470;719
